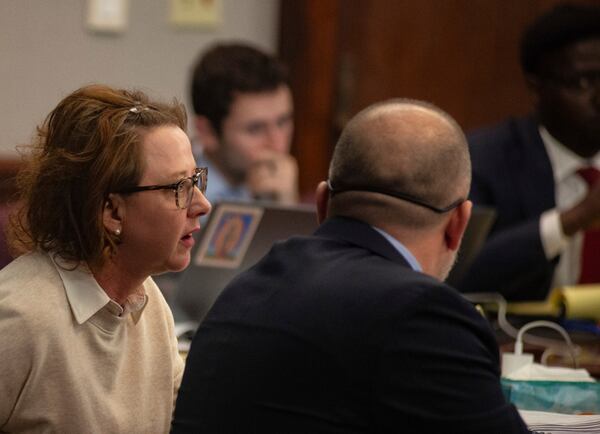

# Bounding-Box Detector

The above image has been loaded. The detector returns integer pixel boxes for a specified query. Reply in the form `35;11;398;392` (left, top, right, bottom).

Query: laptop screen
171;201;318;324
445;205;496;288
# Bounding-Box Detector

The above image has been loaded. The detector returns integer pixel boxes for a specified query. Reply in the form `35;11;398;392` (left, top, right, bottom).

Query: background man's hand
247;151;299;204
561;182;600;235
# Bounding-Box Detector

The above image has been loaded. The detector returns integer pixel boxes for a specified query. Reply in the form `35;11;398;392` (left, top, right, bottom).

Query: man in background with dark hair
460;2;600;301
172;99;530;433
190;42;298;204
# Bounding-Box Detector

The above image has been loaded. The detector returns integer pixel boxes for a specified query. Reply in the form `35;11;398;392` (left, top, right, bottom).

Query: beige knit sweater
0;252;184;434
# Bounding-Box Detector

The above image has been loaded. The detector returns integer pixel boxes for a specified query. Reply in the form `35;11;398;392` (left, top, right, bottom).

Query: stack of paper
504;362;595;382
520;410;600;433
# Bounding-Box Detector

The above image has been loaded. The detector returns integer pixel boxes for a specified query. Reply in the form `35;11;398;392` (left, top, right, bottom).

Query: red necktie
577;167;600;284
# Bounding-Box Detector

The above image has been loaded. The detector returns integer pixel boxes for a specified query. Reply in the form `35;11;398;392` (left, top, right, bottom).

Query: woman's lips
181;227;200;248
180;233;195;248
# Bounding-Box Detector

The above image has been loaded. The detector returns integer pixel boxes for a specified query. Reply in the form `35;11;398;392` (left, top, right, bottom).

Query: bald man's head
328;99;470;227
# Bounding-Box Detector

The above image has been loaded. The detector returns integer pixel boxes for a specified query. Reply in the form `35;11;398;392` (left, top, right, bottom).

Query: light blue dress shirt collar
371;226;422;272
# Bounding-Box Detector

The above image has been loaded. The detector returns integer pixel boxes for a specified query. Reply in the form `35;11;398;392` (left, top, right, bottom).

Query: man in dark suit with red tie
171;99;530;433
459;3;600;300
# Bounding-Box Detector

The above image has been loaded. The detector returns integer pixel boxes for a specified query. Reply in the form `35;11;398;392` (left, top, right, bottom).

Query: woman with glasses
0;84;211;433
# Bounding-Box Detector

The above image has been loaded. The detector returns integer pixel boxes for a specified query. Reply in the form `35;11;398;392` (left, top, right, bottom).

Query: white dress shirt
539;126;600;288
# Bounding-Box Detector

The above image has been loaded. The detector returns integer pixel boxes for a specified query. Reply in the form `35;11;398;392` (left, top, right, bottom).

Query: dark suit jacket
172;217;529;434
459;116;558;300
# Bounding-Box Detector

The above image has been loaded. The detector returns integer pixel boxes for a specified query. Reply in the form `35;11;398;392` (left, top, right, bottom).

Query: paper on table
503;363;595;382
505;285;600;320
520;409;600;433
174;321;199;353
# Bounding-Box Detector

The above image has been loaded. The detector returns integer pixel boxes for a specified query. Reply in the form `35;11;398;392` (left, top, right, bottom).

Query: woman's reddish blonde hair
10;84;187;267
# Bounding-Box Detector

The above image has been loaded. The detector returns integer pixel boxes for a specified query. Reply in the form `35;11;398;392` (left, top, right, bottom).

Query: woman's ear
103;193;124;235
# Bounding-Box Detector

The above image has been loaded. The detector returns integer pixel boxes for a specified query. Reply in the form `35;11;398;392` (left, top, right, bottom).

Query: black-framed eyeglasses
327;180;464;213
116;167;208;210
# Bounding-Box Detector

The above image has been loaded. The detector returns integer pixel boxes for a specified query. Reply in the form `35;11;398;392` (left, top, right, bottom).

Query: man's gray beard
440;250;459;282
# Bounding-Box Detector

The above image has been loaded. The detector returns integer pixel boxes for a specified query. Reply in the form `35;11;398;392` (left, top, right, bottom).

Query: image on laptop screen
171;201;318;325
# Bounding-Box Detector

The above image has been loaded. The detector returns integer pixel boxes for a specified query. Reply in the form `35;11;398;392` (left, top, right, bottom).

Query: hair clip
129;104;149;114
129;101;150;114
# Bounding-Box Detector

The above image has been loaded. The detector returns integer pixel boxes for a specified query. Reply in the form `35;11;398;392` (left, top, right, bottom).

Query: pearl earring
115;228;121;236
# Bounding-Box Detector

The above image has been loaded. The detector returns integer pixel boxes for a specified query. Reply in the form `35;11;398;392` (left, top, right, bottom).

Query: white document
520;410;600;433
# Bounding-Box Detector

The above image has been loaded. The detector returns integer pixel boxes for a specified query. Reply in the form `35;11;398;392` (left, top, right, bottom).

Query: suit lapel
510;116;556;217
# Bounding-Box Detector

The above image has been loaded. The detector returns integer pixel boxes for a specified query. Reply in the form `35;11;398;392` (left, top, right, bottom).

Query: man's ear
524;73;544;98
194;115;220;154
444;200;472;251
315;181;330;224
103;193;124;235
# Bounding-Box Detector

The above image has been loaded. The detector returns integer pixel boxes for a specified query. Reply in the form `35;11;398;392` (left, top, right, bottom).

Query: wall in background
0;0;279;156
280;0;598;197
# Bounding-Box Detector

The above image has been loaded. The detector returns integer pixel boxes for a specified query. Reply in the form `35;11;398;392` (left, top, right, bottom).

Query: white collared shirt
539;126;600;287
51;255;148;324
